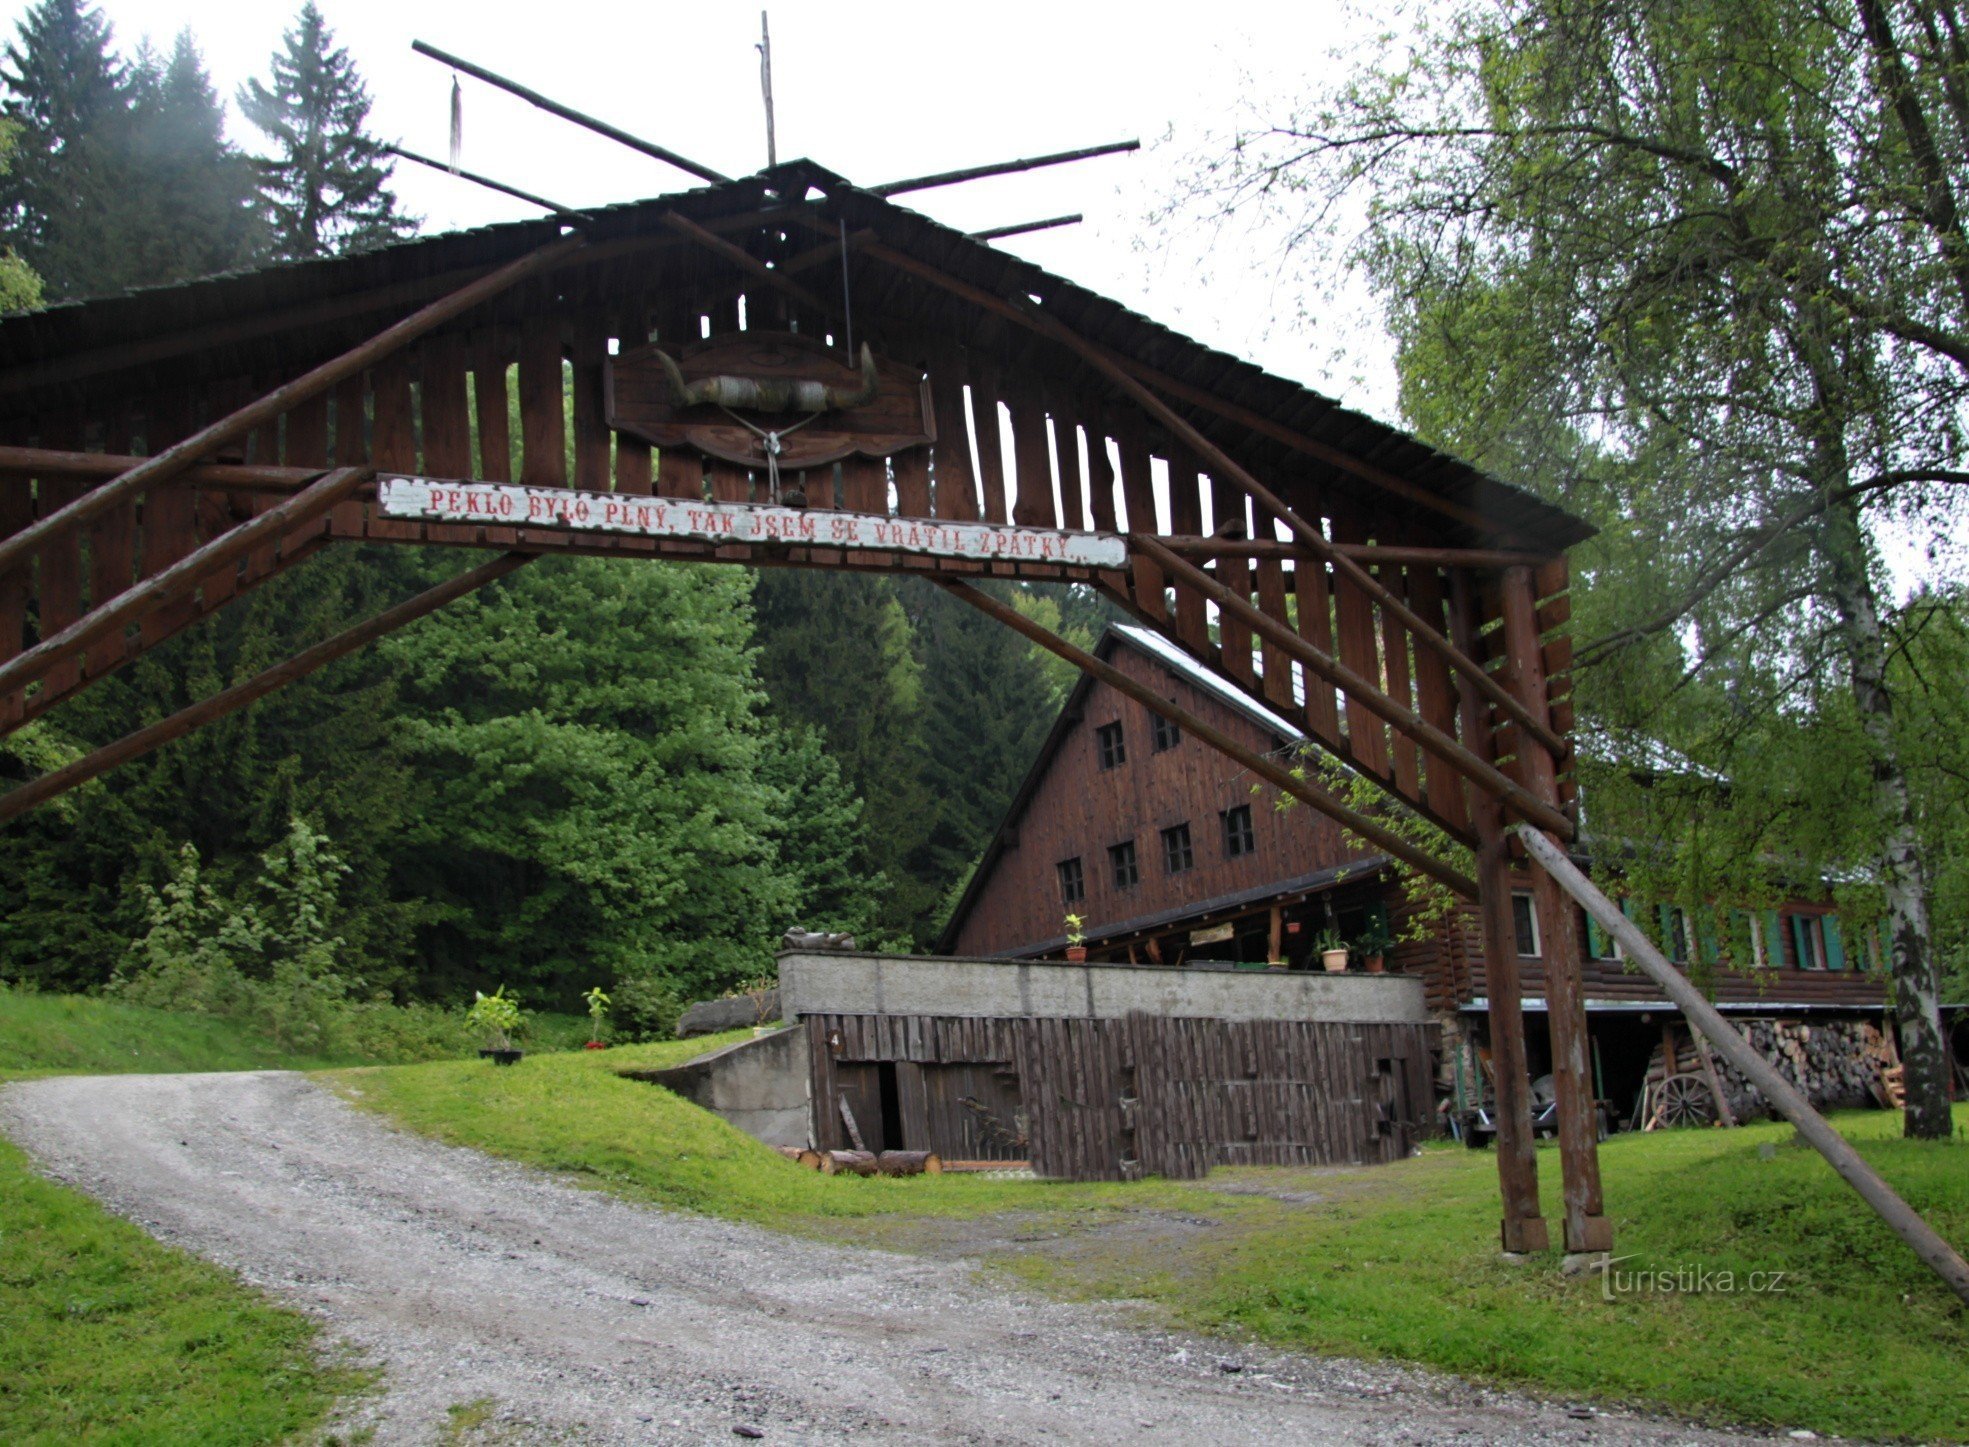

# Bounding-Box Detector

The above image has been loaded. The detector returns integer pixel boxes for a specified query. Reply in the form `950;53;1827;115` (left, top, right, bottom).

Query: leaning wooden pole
1516;825;1969;1306
0;555;534;826
0;234;586;580
937;578;1477;899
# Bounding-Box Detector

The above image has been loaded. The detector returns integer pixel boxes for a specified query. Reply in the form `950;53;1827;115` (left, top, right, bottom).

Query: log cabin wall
945;632;1382;959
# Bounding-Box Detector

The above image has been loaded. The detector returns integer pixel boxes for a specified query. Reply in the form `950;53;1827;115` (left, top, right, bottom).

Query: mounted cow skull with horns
654;342;881;414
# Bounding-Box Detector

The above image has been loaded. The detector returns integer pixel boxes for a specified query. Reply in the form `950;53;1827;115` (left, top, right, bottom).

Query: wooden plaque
606;330;935;470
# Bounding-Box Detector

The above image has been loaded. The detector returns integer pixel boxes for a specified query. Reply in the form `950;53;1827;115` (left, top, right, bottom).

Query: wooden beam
1158;535;1553;569
1133;534;1576;840
0;553;533;826
0;235;587;582
1450;567;1549;1255
660;211;834;320
0;446;323;494
871;140;1138;196
0;466;371;708
1519;824;1969;1306
937;577;1478;899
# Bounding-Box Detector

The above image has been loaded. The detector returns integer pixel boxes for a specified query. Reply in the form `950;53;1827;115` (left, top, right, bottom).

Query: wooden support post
1448;569;1548;1254
0;233;586;581
1501;564;1610;1255
1134;534;1571;841
0;553;534;826
937;578;1478;899
1518;825;1969;1306
0;466;372;708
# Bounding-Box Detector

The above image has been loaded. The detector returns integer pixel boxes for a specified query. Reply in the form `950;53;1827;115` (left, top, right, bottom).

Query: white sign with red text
375;476;1129;569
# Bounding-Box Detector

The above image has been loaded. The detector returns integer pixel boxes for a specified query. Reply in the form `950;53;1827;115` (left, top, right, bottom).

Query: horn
822;344;880;410
654;348;711;408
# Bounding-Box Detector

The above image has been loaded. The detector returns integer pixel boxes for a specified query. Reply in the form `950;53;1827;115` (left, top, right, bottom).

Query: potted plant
1064;913;1088;963
1355;920;1395;974
1312;928;1349;973
468;986;524;1064
582;985;611;1049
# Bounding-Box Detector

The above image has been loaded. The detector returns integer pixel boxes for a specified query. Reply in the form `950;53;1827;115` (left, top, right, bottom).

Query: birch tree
1188;0;1968;1135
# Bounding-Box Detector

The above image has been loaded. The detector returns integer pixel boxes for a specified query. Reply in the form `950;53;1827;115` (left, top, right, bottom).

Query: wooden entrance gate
0;158;1603;1251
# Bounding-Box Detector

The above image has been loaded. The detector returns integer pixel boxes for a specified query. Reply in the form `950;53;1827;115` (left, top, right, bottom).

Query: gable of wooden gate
0;158;1604;1255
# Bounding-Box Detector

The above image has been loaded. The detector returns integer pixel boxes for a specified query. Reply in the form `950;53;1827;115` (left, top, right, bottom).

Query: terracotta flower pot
1065;945;1088;963
1365;955;1386;974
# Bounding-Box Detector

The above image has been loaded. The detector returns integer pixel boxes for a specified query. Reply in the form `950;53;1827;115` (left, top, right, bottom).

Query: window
1659;905;1690;963
1109;839;1139;889
1161;822;1193;874
1057;857;1084;905
1511;892;1541;957
1221;804;1256;858
1096;721;1127;769
1788;912;1845;970
1152;713;1181;752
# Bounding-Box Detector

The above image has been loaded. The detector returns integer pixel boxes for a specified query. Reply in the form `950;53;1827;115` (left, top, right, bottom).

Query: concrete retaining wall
778;950;1428;1025
626;1026;811;1149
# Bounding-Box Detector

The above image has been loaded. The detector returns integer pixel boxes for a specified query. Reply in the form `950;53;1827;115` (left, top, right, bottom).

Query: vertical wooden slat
1115;428;1163;620
366;351;419;543
1382;566;1420;798
517;315;566;488
1166;457;1210;654
420;333;473;478
139;394;201;644
0;471;31;722
1329;507;1387;774
84;414;138;678
970;364;1013;523
926;350;980;522
1406;565;1468;833
472;330;514;483
32;418;87;699
570;311;611;491
1006;381;1055;528
839;456;886;514
892;447;931;519
1211;475;1255;687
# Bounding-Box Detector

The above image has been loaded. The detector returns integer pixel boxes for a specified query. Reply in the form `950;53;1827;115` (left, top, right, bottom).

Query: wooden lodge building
939;624;1897;1128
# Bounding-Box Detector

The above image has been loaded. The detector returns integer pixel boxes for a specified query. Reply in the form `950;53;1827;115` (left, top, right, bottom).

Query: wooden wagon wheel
1653;1071;1717;1128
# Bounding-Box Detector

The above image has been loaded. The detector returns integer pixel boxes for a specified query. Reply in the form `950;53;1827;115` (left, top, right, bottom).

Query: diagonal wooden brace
0;233;586;582
0;553;535;826
1134;533;1575;841
0;465;373;711
938;577;1478;899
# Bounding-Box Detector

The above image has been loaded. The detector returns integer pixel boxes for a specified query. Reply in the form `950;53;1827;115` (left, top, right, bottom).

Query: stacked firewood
774;1145;943;1176
1702;1019;1897;1120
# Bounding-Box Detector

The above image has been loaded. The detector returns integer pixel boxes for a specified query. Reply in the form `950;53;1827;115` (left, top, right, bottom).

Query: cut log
820;1150;880;1176
874;1150;944;1176
774;1145;823;1170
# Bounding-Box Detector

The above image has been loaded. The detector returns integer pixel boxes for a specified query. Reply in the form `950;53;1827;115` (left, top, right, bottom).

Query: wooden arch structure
0;159;1604;1254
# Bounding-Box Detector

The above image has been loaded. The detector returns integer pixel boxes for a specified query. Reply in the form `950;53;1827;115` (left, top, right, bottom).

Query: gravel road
2;1071;1793;1445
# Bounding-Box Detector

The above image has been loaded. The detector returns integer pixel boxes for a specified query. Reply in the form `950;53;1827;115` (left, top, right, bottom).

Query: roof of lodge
0;158;1593;553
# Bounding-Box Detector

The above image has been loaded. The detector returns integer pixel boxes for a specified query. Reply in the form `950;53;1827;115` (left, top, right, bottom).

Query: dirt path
2;1071;1784;1445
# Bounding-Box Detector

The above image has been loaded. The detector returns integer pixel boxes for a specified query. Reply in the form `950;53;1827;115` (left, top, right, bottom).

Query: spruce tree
0;0;131;298
239;3;413;260
124;34;265;285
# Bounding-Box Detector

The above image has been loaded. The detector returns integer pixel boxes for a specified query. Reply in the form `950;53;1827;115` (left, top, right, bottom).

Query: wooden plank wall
806;1010;1438;1181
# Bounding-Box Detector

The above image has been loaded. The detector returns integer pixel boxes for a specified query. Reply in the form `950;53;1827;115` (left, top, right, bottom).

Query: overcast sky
1;0;1392;406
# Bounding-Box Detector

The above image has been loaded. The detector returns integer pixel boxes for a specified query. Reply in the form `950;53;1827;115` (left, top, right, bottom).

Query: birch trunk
1820;492;1953;1139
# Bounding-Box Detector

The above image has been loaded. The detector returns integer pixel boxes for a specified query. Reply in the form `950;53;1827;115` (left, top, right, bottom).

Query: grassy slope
0;992;349;1078
337;1038;1969;1441
0;1136;359;1445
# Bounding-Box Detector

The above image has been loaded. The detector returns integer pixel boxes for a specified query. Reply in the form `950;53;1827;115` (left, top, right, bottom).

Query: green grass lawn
336;1036;1969;1441
0;1135;362;1446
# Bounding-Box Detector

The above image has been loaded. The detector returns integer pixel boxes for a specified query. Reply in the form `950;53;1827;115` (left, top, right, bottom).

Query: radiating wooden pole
937;578;1477;899
1501;565;1610;1254
1449;568;1548;1253
1135;534;1573;840
1518;826;1969;1306
0;467;372;707
0;554;534;826
0;234;585;581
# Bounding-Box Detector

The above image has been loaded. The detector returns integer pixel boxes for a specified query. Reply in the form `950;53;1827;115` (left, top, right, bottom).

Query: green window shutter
1823;915;1845;970
1586;911;1608;961
1762;910;1785;969
1695;911;1721;966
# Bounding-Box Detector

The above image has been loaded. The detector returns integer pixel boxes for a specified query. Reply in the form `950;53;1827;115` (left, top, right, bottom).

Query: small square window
1151;714;1181;752
1160;822;1193;874
1109;839;1139;889
1221;804;1255;858
1057;857;1084;905
1097;721;1127;769
1511;892;1541;958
